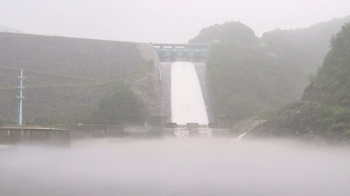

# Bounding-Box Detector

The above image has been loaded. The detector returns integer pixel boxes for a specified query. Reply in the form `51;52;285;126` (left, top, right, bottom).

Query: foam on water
171;62;208;125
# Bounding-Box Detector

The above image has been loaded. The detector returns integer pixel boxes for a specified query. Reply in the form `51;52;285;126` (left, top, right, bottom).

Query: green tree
90;83;143;125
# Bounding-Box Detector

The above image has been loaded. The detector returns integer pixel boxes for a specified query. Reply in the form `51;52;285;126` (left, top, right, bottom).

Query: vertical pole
50;113;52;129
17;99;20;125
17;70;24;126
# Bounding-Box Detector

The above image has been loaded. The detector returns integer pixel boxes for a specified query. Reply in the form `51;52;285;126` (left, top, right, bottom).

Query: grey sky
0;0;349;43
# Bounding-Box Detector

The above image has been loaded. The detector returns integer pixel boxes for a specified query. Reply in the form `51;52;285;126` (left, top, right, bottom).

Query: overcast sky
0;0;349;43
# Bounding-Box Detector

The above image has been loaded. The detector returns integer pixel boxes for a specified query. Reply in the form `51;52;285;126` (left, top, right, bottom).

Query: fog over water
1;138;350;196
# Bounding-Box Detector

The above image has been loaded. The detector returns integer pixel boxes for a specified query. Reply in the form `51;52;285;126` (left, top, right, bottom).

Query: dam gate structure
153;44;208;62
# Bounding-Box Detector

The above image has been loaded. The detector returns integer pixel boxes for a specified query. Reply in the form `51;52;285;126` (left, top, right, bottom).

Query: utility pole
17;70;24;126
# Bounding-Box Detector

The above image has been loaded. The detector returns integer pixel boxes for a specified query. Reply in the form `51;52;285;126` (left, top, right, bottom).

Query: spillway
171;62;209;125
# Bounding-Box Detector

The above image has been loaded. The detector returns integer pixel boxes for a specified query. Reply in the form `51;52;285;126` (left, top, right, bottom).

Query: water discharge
237;132;247;140
171;62;208;125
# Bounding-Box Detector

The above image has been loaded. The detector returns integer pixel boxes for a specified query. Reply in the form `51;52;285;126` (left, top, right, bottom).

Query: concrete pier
58;125;125;140
0;127;70;147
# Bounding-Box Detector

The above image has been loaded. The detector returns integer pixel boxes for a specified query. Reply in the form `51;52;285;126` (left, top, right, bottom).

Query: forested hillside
303;22;350;106
207;41;303;120
189;22;259;45
248;22;350;142
262;15;350;75
192;16;350;121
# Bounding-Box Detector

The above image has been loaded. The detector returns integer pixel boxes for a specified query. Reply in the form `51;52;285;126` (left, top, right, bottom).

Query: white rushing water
171;62;208;125
237;132;247;140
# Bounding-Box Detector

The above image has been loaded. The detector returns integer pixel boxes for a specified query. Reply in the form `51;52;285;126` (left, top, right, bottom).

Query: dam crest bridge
153;43;208;62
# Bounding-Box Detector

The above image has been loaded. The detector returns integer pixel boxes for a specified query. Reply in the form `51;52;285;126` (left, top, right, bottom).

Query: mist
0;0;349;42
1;138;350;196
1;0;350;195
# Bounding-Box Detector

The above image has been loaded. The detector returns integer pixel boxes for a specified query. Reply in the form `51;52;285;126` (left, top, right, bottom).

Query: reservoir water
1;139;350;196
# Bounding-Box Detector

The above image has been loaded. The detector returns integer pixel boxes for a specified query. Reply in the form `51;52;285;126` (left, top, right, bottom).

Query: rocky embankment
245;101;350;143
246;102;316;139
